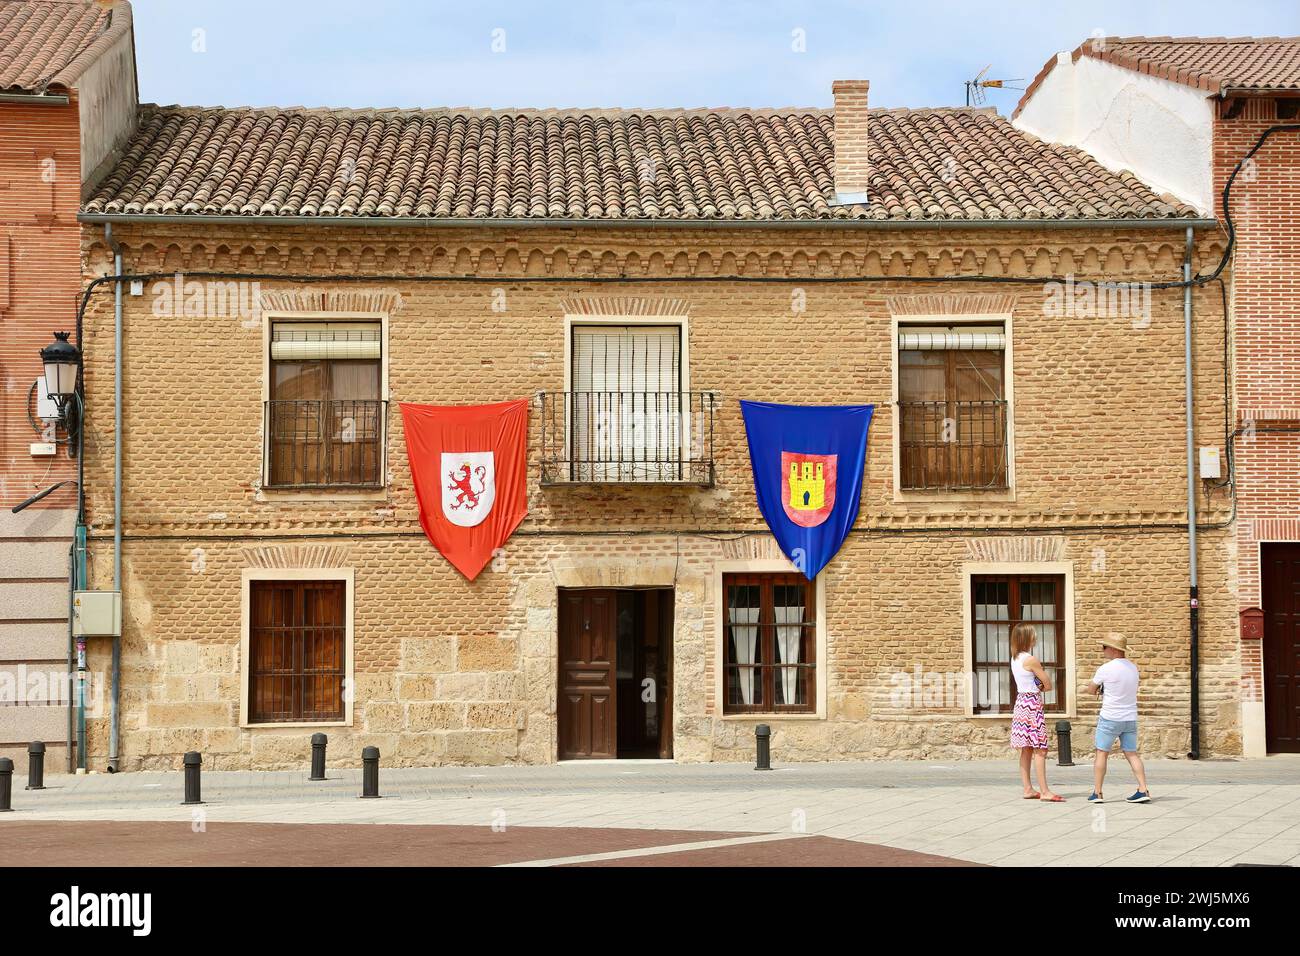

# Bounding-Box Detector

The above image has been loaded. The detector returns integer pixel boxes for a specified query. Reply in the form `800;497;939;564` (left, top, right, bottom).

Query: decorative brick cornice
82;230;1224;286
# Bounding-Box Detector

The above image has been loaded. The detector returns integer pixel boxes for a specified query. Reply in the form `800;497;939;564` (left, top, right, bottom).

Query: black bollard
310;733;327;781
0;757;13;811
360;746;381;798
26;741;46;791
182;751;203;805
1055;720;1075;767
755;724;772;771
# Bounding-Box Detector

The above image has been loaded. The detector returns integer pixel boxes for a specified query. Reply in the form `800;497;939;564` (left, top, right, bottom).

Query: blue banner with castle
739;401;875;580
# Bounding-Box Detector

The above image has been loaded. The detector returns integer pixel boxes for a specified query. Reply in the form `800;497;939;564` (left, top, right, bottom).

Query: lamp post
40;331;80;432
32;331;84;772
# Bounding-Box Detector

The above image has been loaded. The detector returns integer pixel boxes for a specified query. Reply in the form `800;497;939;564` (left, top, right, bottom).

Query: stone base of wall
75;529;1241;772
98;715;1217;773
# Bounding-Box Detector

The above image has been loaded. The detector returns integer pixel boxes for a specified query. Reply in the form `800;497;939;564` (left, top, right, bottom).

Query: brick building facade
0;0;135;772
1016;35;1300;757
1212;94;1300;756
70;78;1237;767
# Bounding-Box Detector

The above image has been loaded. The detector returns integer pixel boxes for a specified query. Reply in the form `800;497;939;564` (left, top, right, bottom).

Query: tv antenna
964;65;1025;107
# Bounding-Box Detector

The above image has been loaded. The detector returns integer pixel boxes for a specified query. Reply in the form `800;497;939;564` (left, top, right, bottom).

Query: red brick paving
0;821;737;867
1;821;977;867
569;836;980;866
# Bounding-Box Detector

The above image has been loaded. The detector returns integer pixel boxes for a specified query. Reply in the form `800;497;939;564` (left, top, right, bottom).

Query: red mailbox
1240;607;1264;641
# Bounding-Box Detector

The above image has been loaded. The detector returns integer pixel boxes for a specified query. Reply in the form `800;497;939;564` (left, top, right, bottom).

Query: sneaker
1126;791;1151;803
1087;792;1104;803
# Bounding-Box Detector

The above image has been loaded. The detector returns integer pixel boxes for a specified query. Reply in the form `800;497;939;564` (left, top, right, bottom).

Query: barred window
248;580;346;723
723;573;816;714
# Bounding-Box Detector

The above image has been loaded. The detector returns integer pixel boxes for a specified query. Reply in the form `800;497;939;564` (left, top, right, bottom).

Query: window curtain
571;325;683;480
728;605;760;706
1021;582;1059;708
773;602;803;704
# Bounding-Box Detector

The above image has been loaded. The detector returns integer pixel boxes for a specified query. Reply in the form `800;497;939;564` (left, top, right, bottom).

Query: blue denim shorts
1095;717;1139;752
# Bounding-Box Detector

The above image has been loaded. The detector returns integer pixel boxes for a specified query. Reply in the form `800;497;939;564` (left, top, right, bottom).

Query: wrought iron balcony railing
898;399;1009;491
263;399;387;490
539;390;717;485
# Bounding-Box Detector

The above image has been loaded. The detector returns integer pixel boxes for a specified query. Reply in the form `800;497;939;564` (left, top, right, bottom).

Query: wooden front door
558;589;617;759
1263;544;1300;753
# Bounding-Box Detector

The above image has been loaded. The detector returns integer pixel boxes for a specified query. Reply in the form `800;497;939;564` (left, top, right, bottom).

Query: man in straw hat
1085;634;1151;804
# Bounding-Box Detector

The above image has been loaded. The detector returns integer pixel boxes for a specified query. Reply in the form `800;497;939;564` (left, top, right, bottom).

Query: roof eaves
77;211;1220;230
39;0;134;93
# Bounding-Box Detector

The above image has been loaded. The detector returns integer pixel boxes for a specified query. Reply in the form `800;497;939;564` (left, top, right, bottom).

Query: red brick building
1016;36;1300;756
0;0;136;770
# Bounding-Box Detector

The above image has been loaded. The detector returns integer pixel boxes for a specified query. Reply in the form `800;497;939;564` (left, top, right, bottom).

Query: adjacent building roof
1016;36;1300;117
0;0;131;94
82;103;1197;223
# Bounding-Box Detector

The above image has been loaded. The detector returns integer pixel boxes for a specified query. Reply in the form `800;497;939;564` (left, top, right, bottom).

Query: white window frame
961;560;1075;719
713;557;828;720
890;311;1017;503
260;310;391;500
239;567;356;729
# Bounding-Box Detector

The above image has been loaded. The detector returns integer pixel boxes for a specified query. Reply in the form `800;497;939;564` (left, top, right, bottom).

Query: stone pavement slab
3;756;1297;867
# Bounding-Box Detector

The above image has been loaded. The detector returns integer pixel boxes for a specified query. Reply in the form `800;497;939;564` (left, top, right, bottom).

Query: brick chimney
832;80;871;204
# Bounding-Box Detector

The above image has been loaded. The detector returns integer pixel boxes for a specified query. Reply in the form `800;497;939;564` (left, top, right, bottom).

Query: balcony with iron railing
263;399;388;490
539;390;717;485
898;399;1008;491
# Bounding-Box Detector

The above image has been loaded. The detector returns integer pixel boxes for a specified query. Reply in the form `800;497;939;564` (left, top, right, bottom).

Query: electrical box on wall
29;442;56;457
1199;446;1222;480
35;380;59;421
72;591;122;637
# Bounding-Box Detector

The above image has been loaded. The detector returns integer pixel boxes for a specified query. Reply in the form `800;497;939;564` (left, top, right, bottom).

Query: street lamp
40;331;80;413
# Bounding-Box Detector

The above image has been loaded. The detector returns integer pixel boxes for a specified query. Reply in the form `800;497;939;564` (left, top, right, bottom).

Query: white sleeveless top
1011;652;1040;694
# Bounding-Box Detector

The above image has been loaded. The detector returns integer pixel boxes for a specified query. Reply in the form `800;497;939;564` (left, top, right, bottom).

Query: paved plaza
4;756;1299;867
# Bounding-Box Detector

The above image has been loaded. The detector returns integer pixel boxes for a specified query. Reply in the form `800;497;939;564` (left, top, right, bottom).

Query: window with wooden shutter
248;579;347;722
898;324;1008;490
266;321;384;488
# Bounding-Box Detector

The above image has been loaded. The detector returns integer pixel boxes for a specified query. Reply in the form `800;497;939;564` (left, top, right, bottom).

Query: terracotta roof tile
83;103;1196;222
1016;36;1300;117
0;0;131;94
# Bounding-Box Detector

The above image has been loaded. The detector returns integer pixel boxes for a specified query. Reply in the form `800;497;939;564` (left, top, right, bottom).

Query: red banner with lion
400;400;529;580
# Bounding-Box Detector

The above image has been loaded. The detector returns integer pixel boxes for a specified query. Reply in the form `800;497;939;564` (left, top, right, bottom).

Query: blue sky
131;1;1298;112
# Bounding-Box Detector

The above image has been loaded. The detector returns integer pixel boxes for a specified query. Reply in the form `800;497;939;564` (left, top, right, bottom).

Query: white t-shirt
1093;658;1139;721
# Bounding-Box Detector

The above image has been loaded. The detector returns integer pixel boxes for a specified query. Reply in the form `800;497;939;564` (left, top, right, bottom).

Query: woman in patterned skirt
1009;623;1063;801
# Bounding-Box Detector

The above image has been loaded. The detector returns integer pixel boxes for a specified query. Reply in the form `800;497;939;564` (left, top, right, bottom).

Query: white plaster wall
76;30;138;193
1014;53;1216;215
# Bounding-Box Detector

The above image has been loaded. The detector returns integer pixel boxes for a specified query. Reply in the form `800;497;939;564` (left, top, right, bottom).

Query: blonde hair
1010;623;1037;657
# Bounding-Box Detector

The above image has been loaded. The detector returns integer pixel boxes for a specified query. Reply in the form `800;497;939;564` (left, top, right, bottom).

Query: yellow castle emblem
788;460;826;511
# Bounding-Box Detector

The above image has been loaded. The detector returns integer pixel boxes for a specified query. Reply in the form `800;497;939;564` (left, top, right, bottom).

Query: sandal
1041;794;1066;803
1022;792;1041;799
